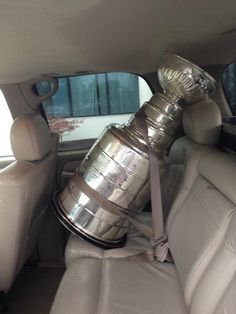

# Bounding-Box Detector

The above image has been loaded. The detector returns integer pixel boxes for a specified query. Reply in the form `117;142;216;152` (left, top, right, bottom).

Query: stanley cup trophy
54;54;217;248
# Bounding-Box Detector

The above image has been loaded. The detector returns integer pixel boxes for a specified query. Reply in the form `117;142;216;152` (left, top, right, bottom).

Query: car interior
1;1;236;314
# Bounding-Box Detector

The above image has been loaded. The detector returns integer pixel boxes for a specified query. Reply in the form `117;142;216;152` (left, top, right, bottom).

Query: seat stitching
96;259;106;314
212;268;236;312
185;211;233;305
190;183;234;231
224;237;236;254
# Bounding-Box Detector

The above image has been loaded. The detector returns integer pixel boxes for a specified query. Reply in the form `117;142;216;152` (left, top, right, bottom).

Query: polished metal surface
158;54;217;103
126;92;182;151
54;54;217;248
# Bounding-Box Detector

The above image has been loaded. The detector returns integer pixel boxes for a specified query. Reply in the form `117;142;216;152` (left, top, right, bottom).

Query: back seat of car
50;149;236;314
65;98;222;267
50;99;236;314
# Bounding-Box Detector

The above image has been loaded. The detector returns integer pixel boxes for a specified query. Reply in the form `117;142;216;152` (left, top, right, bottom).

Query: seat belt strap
134;108;169;262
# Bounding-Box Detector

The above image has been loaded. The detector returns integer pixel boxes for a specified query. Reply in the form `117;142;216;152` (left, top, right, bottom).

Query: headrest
11;114;51;161
183;98;222;145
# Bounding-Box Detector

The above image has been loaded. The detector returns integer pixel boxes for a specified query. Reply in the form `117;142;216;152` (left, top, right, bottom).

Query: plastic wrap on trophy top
54;54;217;248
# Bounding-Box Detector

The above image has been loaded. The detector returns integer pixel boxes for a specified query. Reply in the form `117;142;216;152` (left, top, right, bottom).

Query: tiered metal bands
54;54;217;248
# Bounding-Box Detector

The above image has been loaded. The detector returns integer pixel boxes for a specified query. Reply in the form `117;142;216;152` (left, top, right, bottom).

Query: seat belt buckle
150;236;169;262
154;241;169;262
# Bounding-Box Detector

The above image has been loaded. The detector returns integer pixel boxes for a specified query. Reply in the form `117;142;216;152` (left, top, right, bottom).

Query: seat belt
73;108;169;262
133;108;169;262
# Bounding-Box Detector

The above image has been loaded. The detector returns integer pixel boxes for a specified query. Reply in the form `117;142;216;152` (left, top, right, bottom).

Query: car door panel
57;149;88;190
0;158;15;170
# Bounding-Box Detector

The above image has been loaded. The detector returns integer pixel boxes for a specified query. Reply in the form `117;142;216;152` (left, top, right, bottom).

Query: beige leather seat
50;150;236;314
0;114;58;292
65;98;222;266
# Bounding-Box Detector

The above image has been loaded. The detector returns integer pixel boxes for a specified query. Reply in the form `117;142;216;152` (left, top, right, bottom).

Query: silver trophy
54;54;217;248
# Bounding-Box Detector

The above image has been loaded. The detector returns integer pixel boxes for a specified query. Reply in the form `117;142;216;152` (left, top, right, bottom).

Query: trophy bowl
158;54;217;103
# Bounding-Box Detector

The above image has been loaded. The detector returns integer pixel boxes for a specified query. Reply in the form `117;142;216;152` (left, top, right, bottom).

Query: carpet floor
5;266;65;314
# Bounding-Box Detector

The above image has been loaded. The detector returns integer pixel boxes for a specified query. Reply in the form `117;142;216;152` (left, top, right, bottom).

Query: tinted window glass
36;73;153;148
222;64;236;115
37;73;143;118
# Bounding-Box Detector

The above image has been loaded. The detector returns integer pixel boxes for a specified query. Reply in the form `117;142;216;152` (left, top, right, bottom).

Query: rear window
0;90;14;158
36;72;153;150
222;64;236;115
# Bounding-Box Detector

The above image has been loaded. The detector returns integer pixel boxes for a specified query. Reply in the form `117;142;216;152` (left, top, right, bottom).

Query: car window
36;73;153;150
0;90;14;158
222;63;236;115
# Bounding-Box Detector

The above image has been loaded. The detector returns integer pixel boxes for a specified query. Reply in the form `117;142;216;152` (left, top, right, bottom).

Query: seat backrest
194;214;236;314
161;98;222;220
167;151;236;311
163;98;224;305
162;99;236;313
0;114;58;292
188;153;236;314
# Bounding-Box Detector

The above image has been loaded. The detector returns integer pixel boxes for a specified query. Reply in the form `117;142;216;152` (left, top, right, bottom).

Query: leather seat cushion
66;233;151;267
65;212;152;266
50;258;187;314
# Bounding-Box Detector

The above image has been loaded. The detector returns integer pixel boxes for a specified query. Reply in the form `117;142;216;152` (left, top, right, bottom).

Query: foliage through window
36;73;152;146
222;64;236;115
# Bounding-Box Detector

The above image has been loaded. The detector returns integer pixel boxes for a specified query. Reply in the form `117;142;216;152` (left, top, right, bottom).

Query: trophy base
52;193;127;250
